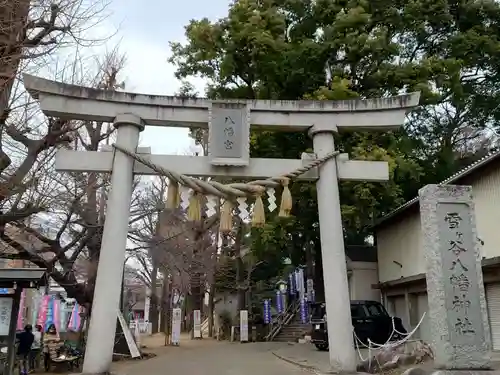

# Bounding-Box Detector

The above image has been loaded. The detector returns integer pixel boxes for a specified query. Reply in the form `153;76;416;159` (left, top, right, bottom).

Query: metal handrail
265;299;300;341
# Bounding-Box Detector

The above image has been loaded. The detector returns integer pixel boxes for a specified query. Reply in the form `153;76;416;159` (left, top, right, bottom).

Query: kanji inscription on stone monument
419;184;491;370
440;205;478;339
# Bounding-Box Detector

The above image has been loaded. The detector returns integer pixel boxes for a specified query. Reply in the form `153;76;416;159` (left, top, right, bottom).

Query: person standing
16;325;34;375
43;324;60;372
29;325;42;371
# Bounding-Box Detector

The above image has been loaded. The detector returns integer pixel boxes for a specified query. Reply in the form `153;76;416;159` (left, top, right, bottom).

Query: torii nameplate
208;102;250;167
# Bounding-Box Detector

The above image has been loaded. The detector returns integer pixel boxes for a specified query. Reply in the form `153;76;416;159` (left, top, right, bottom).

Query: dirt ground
28;333;192;375
28;335;309;375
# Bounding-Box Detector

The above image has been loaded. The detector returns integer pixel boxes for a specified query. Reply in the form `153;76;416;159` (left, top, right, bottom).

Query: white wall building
345;246;380;302
374;151;500;349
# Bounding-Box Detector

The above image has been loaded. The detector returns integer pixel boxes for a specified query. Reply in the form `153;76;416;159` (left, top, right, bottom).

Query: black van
310;300;407;351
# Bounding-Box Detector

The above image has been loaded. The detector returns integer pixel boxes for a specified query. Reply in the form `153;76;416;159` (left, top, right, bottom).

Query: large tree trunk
162;277;172;343
189;219;206;338
189;271;202;338
207;284;215;337
305;241;314;281
149;264;159;333
159;276;169;333
0;0;30;117
234;222;245;312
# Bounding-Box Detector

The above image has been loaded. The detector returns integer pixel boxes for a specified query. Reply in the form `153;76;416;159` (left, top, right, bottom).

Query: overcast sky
85;0;231;154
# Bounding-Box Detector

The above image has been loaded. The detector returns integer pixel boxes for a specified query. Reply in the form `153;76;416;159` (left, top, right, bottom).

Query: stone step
279;329;309;335
281;326;311;331
271;312;311;341
278;329;307;333
273;326;310;342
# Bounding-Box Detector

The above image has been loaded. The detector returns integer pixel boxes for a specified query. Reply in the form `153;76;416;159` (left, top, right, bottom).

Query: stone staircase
272;312;310;342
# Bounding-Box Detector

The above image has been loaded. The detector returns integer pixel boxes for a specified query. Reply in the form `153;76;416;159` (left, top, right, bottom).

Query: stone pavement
271;342;369;373
113;339;316;375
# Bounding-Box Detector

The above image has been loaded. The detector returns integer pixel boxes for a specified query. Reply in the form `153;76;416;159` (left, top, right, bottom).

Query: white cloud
83;17;209;155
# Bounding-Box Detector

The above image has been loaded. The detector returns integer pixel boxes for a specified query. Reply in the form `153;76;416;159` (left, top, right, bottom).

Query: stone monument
419;184;491;370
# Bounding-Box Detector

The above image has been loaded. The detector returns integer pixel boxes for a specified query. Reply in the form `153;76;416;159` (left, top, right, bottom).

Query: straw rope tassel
220;200;233;233
252;192;266;228
279;177;292;217
187;192;202;221
166;179;180;209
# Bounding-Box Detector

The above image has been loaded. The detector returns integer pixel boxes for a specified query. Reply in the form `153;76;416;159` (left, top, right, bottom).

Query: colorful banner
276;290;283;314
53;298;60;332
31;293;41;327
300;297;308;324
16;289;26;330
263;299;271;324
296;268;305;299
44;296;54;331
68;302;80;331
288;273;295;295
37;295;50;327
60;304;68;332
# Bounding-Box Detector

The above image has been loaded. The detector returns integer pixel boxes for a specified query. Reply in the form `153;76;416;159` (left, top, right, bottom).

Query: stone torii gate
23;74;419;374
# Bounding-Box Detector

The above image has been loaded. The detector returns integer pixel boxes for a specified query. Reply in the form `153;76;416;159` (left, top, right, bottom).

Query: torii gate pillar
311;126;356;370
82;113;143;374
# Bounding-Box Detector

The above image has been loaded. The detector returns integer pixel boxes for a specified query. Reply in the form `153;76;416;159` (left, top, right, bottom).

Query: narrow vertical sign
193;309;201;338
276;290;283;313
300;297;308;324
117;310;141;358
240;310;248;342
0;298;12;335
263;299;271;324
171;308;182;346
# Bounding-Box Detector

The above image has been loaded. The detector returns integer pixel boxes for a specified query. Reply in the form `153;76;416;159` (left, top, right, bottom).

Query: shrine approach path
114;340;312;375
